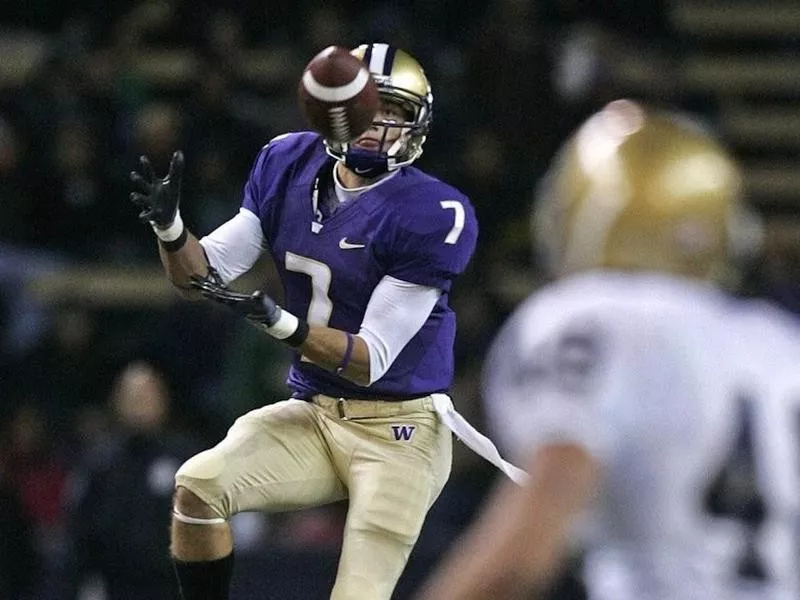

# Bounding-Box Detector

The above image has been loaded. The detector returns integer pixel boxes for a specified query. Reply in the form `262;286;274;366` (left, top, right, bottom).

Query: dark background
1;0;799;598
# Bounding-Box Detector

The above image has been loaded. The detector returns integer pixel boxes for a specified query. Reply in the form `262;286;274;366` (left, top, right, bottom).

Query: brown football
298;46;380;143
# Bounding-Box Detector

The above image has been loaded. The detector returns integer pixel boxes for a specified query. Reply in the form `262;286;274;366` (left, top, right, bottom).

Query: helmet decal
363;43;396;77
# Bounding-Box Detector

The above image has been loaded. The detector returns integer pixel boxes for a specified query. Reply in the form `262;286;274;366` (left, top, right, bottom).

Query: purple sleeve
388;190;478;291
240;144;273;218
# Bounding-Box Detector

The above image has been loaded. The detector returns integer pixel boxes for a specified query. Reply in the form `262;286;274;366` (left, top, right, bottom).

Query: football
298;46;380;143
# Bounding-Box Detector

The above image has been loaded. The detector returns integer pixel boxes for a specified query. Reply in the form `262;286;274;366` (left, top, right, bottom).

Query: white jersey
483;271;800;600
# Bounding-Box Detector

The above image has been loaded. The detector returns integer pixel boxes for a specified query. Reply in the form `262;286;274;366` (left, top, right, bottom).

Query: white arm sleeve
198;208;264;284
359;275;442;385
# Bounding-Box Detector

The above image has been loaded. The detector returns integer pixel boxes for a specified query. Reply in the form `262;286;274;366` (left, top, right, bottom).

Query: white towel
431;393;529;486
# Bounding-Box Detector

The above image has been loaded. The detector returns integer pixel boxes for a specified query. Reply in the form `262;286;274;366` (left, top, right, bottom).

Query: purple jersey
241;132;478;400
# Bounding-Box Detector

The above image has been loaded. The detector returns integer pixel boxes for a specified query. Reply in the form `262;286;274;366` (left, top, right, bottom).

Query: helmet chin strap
342;135;406;178
343;147;391;178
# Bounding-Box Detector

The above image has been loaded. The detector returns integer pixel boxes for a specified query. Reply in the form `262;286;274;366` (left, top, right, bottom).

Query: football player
417;99;800;599
129;43;519;600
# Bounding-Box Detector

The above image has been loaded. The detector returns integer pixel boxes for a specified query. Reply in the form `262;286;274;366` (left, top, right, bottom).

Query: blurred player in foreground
418;99;800;599
129;42;521;600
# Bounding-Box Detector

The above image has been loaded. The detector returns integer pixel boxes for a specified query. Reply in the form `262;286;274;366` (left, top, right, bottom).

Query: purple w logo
390;425;416;441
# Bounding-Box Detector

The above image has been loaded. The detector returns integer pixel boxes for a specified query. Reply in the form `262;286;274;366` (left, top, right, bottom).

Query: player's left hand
189;269;280;326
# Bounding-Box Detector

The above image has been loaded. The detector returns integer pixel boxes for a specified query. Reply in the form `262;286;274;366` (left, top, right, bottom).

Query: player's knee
173;449;229;518
176;449;226;482
173;486;218;519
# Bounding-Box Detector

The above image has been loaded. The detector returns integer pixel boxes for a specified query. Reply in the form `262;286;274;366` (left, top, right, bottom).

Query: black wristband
284;319;310;348
159;227;188;253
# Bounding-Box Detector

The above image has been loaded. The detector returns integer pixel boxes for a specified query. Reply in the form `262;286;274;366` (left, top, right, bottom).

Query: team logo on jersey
390;424;416;441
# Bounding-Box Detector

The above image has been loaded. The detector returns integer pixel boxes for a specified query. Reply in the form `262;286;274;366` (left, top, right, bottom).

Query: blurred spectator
2;404;68;532
483;216;540;315
463;0;562;186
202;10;246;68
63;360;202;599
0;471;38;600
0;244;65;361
107;100;186;262
131;101;184;181
143;300;239;440
0;115;36;247
0;112;66;360
541;0;670;41
1;402;69;594
30;116;116;260
180;58;266;232
301;5;352;55
454;127;515;241
214;311;293;424
11;301;110;429
182;139;248;233
552;23;619;110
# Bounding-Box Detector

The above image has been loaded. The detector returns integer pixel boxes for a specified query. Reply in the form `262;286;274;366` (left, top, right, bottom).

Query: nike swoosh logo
354;167;371;174
339;238;366;250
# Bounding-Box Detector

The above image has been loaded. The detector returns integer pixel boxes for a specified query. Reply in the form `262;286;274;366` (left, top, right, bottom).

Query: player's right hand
129;150;184;228
189;269;282;326
189;268;309;348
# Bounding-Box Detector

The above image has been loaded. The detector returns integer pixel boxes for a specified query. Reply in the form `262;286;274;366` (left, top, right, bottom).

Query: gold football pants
175;394;453;600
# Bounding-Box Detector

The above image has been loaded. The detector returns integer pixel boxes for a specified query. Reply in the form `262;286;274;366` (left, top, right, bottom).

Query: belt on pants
311;393;529;486
312;394;434;419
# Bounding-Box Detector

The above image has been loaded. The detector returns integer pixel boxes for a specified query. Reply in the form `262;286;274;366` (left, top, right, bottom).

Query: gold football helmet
324;43;433;176
534;99;760;285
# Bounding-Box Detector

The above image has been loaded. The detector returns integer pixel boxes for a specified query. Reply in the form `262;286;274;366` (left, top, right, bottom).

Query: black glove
189;270;308;346
130;150;184;228
189;269;309;347
189;269;281;326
